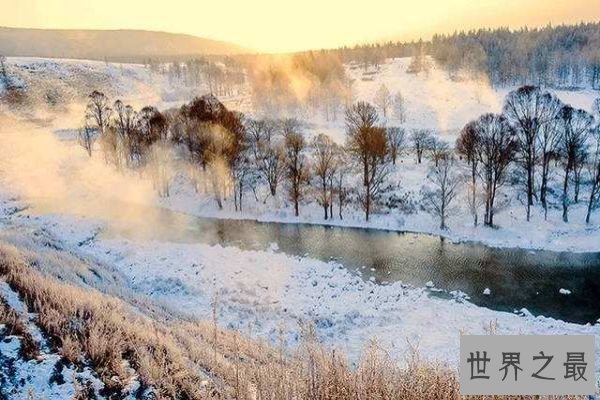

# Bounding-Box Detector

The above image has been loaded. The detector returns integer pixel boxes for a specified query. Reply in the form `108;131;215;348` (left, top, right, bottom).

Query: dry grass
0;242;591;400
0;297;39;360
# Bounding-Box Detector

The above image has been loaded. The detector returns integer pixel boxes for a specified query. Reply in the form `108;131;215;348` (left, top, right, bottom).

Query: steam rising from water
0;108;161;228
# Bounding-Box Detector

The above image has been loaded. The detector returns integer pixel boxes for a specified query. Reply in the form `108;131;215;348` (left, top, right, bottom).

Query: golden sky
1;0;599;53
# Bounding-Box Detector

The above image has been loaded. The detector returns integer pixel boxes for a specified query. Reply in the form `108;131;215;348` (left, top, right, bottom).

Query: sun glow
1;0;599;53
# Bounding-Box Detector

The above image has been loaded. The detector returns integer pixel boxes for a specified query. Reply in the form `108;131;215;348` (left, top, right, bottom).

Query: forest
81;85;600;231
430;22;600;88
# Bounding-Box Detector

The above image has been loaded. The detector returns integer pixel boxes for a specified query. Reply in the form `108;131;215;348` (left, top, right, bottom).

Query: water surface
27;200;600;324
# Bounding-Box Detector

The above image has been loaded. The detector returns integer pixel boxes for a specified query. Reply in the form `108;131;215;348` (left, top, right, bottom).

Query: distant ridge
0;27;248;61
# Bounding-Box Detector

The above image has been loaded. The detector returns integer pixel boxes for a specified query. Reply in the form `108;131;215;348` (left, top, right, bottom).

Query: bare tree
428;136;449;167
361;126;390;222
473;114;517;226
410;129;433;164
557;105;594;222
504;86;562;221
335;148;351;220
573;148;587;204
77;123;96;157
86;91;112;136
421;157;462;229
147;142;173;197
113;100;137;138
283;125;309;217
312;134;338;219
261;143;285;198
374;84;392;118
586;122;600;223
393;91;407;124
345;101;379;186
247;119;284;197
99;125;123;168
346;102;391;221
457;121;480;226
386;126;406;165
112;100;138;166
536;96;564;219
230;132;252;212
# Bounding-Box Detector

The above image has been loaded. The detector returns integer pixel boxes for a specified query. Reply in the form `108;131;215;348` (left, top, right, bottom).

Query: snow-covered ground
349;58;598;134
1;55;600;385
1;196;599;375
305;57;599;144
0;280;131;399
0;56;246;117
2;56;600;253
155;153;600;253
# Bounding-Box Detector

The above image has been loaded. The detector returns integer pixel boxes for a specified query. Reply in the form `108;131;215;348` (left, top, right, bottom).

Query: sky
1;0;599;53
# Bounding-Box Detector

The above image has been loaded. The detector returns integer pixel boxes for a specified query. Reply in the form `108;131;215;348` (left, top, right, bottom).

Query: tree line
81;87;600;230
458;86;600;225
431;22;600;88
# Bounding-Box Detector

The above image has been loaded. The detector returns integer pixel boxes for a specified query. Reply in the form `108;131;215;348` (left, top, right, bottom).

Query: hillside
0;27;248;61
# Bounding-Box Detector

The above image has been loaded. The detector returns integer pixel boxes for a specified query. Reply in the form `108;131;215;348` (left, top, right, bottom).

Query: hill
0;27;248;61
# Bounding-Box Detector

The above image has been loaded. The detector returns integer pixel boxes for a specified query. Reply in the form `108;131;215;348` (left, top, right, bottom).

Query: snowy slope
3;56;597;138
2;200;598;374
1;55;600;391
348;57;599;137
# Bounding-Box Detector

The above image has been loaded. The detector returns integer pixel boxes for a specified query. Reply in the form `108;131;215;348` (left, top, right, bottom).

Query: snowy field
3;56;599;252
1;196;599;376
1;55;600;391
155;152;600;253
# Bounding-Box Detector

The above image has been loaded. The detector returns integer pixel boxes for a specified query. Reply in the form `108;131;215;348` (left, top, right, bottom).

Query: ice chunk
268;242;279;251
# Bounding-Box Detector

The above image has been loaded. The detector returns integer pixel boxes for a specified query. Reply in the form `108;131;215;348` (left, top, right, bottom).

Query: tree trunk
440;199;446;230
526;161;533;222
365;181;371;222
562;167;570;223
574;169;581;203
471;161;478;226
234;185;239;212
484;183;491;226
239;181;243;212
587;178;599;224
541;155;549;220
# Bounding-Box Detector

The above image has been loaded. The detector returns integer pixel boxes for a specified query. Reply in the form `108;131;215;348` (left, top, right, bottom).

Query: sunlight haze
1;0;599;52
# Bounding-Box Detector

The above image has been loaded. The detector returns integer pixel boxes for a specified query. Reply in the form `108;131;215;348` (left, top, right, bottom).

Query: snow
1;56;600;386
150;152;600;253
1;203;599;375
347;58;598;138
0;281;110;399
2;57;598;256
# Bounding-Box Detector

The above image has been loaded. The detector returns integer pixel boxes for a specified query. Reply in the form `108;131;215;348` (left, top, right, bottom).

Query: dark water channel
27;201;600;324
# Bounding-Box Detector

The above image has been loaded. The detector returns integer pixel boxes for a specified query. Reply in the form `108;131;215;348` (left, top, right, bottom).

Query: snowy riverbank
2;196;599;372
